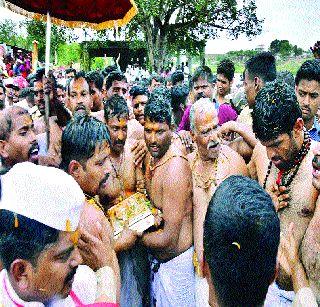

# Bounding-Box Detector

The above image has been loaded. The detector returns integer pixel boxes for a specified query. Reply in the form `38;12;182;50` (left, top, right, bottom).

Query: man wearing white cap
0;162;119;306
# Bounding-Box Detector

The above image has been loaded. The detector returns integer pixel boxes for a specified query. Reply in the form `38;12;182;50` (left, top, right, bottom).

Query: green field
204;55;313;75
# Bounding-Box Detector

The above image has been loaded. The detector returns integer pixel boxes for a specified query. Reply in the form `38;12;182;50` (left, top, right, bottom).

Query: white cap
0;162;85;231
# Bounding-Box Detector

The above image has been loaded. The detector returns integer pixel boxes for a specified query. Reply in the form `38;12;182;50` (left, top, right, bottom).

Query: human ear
68;160;83;179
293;118;304;133
10;259;32;291
0;140;9;159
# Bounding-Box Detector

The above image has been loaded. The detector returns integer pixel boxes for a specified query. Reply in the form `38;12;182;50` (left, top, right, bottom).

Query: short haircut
245;52;277;83
277;71;295;88
105;71;127;90
217;59;235;81
129;85;149;100
65;68;76;75
56;83;66;91
104;94;129;122
102;65;118;77
144;86;172;126
171;71;184;86
190;66;215;88
252;80;302;142
0;106;29;141
204;175;280;307
190;98;215;132
149;74;164;86
86;71;104;91
171;85;188;112
60;114;111;171
68;71;90;96
295;59;320;86
0;209;60;270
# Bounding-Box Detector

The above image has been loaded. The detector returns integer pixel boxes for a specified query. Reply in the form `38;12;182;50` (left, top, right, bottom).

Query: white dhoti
264;282;295;307
195;274;210;307
150;247;196;307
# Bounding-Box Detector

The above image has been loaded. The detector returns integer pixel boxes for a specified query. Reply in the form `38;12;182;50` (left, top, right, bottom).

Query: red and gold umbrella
1;0;138;30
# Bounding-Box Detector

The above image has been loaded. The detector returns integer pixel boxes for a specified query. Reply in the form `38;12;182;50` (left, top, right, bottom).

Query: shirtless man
100;94;150;307
188;98;248;305
249;80;319;303
188;99;248;270
141;94;195;306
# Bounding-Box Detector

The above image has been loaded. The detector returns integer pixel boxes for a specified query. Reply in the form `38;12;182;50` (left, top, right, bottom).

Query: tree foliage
270;39;304;57
126;0;263;71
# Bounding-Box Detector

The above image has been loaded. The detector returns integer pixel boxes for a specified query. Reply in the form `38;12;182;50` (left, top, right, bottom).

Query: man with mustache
295;59;320;141
0;106;39;169
66;71;93;115
0;162;119;306
188;98;248;305
142;93;196;306
249;80;320;304
101;94;151;307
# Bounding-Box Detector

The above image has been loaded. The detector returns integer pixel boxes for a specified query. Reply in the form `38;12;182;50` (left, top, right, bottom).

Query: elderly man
295;59;320;141
0;162;119;306
188;98;248;305
249;80;320;303
142;92;195;306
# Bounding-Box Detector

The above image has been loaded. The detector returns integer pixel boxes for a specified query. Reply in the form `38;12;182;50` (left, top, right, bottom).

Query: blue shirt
309;117;320;142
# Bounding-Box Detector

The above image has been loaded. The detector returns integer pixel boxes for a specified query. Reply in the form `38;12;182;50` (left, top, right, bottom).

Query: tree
0;19;28;49
126;0;263;71
270;39;281;54
23;20;76;63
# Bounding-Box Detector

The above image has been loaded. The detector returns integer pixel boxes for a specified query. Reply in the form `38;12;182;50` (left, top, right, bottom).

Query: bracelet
95;266;117;303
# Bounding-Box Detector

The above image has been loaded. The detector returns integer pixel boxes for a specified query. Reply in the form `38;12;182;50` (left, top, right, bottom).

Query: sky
0;0;319;54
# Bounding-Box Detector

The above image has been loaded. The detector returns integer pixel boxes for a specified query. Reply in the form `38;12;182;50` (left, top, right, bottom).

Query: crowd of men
0;47;319;307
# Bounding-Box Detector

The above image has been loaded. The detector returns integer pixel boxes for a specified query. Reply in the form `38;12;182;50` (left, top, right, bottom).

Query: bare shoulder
165;147;191;182
220;145;248;175
187;151;196;164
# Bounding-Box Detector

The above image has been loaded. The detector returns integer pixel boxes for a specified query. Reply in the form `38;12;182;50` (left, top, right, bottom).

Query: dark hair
60;114;111;171
295;59;320;86
129;85;149;99
217;59;235;82
277;71;295;88
65;68;76;75
190;66;214;88
204;175;280;307
149;74;164;86
68;71;90;96
171;85;189;112
34;68;45;83
171;71;184;86
19;87;34;99
86;71;104;91
0;209;59;270
56;83;66;91
0;106;29;141
245;52;276;83
252;80;302;142
144;86;172;125
0;82;5;94
105;71;127;90
102;65;118;77
104;95;129;122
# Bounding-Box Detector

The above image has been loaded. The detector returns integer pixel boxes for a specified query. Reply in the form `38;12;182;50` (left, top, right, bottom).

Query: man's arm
247;145;259;181
141;158;191;253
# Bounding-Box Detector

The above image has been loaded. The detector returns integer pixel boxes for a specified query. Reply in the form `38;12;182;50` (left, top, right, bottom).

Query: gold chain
190;151;218;190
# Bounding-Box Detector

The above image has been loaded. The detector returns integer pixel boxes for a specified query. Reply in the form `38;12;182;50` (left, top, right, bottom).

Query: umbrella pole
44;11;52;151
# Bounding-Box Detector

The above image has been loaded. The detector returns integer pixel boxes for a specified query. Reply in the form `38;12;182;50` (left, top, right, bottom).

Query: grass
203;55;313;75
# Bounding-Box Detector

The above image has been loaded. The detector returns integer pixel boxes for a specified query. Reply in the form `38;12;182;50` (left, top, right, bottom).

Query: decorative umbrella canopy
1;0;138;29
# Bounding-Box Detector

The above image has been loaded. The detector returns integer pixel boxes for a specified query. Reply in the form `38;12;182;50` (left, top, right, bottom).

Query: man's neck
304;117;314;131
110;149;122;159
